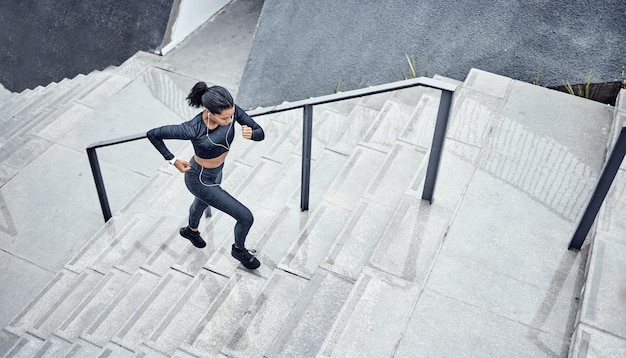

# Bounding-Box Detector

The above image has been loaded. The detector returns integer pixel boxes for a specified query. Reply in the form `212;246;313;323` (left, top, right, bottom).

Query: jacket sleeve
235;105;265;141
146;121;196;160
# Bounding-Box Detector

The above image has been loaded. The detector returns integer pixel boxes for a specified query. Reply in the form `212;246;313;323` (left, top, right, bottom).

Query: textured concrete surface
1;0;625;356
0;0;173;92
237;0;626;109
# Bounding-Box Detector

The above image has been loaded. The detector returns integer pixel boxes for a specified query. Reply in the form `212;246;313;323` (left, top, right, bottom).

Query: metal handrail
86;77;457;222
86;134;148;222
568;121;626;250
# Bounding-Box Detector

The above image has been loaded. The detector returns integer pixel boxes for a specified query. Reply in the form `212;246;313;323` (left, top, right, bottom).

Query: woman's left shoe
179;227;207;248
231;244;261;269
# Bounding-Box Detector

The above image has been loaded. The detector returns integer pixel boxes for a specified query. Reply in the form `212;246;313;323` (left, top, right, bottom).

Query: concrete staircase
0;51;164;189
0;50;623;356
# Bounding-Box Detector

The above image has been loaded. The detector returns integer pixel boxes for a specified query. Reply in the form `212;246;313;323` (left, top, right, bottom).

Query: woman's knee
239;207;254;227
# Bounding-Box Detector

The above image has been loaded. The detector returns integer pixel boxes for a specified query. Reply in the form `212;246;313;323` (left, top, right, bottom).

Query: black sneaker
179;227;206;248
231;244;261;269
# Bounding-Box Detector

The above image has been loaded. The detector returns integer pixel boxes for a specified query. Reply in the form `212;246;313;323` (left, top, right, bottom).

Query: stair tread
264;270;354;357
27;269;106;339
321;200;396;280
319;268;420;357
8;270;80;336
181;270;268;356
222;270;309;357
277;203;350;279
145;270;229;356
111;269;194;351
80;269;161;347
56;269;133;342
0;329;20;356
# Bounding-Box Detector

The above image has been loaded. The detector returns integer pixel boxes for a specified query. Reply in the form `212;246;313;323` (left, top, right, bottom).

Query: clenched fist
241;125;253;139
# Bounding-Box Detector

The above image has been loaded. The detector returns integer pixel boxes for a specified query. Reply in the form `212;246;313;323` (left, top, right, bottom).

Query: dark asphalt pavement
236;0;626;109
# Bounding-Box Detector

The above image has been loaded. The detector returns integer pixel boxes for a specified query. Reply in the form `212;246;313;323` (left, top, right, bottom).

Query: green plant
562;70;593;99
532;70;546;87
333;54;435;94
391;54;430;81
332;78;365;93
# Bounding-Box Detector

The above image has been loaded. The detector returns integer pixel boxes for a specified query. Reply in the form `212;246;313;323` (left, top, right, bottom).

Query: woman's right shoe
179;227;206;248
231;244;261;270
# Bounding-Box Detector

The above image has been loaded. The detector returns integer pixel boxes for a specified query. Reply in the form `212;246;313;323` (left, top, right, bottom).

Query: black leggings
184;157;253;249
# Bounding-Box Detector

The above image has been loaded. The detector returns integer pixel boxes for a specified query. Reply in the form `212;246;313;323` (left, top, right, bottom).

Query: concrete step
180;269;269;356
144;270;228;356
75;214;187;276
56;268;133;343
7;269;81;337
359;98;420;153
109;51;163;80
0;329;19;356
113;215;185;275
3;332;72;358
277;202;351;279
323;145;387;211
0;92;40;124
397;92;441;150
0;68;115;190
232;109;300;166
26;269;106;340
257;108;348;164
110;269;194;352
326;103;382;156
433;74;465;87
65;216;133;274
318;267;421;357
79;268;161;347
0;134;52;170
73;71;132;109
221;269;309;357
263;269;354;357
62;339;103;357
0;76;89;134
0;84;12;102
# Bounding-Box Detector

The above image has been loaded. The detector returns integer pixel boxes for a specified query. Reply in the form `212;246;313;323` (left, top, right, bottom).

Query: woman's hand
241;125;253;139
173;159;192;172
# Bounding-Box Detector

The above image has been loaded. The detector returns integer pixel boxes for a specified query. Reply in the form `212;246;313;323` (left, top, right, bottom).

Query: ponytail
187;83;234;114
186;82;209;108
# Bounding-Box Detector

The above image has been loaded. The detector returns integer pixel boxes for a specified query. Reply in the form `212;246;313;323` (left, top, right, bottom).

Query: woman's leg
189;197;210;229
200;186;254;249
204;188;260;269
179;195;208;248
183;159;259;268
185;162;254;249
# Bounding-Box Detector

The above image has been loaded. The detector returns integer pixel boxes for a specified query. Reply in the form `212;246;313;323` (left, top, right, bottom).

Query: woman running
147;82;264;269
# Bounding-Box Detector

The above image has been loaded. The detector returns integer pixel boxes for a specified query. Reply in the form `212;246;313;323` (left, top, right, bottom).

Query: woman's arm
234;105;264;141
146;121;196;160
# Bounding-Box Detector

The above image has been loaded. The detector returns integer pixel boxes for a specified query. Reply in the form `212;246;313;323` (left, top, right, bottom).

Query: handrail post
301;104;313;210
568;124;626;250
422;90;454;203
87;147;112;222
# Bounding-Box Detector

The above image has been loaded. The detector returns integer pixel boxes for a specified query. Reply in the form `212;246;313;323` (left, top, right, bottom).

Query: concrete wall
161;0;231;55
0;0;173;92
